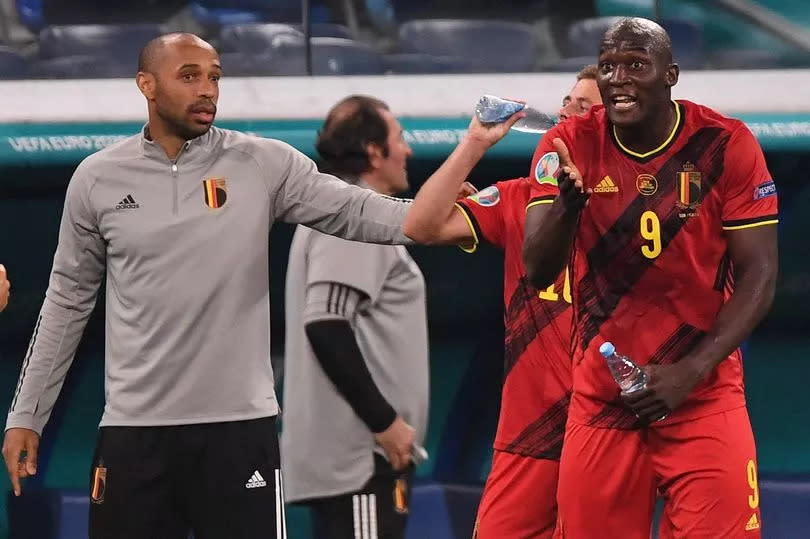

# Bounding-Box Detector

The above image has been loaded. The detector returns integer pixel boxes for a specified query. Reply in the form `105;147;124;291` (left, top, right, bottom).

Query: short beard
155;101;211;141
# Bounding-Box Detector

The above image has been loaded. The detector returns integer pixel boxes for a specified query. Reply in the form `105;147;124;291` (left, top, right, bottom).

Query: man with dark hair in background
282;94;479;539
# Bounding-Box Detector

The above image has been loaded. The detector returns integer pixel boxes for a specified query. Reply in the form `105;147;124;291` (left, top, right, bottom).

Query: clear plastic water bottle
475;95;557;134
411;444;429;466
599;342;648;394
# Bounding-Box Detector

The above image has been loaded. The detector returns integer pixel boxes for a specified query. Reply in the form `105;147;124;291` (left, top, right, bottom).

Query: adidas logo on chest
593;176;619;194
115;194;140;210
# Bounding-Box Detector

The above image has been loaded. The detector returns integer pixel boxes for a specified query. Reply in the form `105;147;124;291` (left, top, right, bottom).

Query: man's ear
665;63;680;88
136;71;156;100
366;142;383;170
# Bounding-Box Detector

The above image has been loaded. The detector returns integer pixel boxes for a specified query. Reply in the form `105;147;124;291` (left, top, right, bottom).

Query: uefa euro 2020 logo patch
535;152;560;186
467;185;500;207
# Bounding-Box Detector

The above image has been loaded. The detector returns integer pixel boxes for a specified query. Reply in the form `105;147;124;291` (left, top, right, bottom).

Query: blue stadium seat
191;0;331;29
292;23;354;39
190;2;266;29
219;23;353;56
760;473;810;538
544;55;598;72
563;17;705;69
564;16;623;57
15;0;45;33
0;46;29;79
38;24;163;68
219;51;267;76
219;23;303;54
383;53;470;74
406;481;482;539
662;18;704;69
398;19;538;73
707;49;800;69
7;488;89;539
263;37;385;75
33;55;132;79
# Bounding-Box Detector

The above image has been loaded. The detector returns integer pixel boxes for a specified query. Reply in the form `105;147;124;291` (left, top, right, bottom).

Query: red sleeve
527;123;570;209
719;124;779;231
455;181;511;251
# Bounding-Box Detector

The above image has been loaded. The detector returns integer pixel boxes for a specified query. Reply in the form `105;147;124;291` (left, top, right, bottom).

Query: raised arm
402;113;522;245
522;138;590;288
273;113;520;246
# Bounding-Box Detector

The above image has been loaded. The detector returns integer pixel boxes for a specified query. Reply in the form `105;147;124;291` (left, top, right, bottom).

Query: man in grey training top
1;33;519;539
284;95;468;539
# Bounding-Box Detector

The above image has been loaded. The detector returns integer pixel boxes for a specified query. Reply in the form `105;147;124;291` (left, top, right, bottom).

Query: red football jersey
528;100;779;429
456;179;573;459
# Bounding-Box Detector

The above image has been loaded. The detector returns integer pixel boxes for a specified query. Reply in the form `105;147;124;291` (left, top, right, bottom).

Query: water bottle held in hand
599;342;648;394
411;444;429;467
475;95;556;134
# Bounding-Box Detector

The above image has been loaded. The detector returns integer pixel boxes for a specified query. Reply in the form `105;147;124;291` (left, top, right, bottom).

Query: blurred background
0;0;809;537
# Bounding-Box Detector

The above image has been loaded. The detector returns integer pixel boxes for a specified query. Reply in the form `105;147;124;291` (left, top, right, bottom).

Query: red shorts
474;450;559;539
555;406;762;539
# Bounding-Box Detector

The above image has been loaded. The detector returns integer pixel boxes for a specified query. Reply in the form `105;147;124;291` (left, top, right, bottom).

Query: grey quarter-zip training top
6;126;413;434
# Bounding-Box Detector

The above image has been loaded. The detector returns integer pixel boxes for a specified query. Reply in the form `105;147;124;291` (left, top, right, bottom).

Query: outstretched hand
552;138;591;212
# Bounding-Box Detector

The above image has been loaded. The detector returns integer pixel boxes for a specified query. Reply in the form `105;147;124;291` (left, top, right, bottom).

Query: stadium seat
15;0;45;33
563;16;623;57
190;0;331;29
37;24;163;69
0;46;29;79
659;18;704;69
219;23;303;54
406;481;482;539
759;473;810;538
190;2;266;29
382;53;470;74
398;19;539;73
562;16;704;69
32;55;132;79
7;488;89;539
219;23;353;56
707;49;800;69
544;55;599;72
259;37;385;76
291;23;354;39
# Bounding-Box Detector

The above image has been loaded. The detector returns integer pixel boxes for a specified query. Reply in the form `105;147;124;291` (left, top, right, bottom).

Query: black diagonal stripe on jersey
504;276;572;377
578;127;730;350
587;323;705;429
503;393;570;460
647;323;706;366
713;252;732;292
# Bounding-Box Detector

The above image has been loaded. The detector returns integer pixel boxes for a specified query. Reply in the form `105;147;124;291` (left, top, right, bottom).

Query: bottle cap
599;342;615;357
